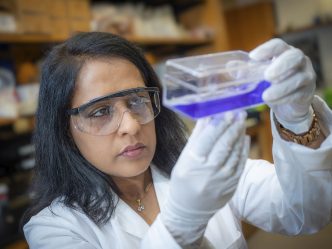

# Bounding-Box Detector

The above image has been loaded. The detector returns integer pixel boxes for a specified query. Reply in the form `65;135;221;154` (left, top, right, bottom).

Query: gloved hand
161;111;250;247
249;38;316;133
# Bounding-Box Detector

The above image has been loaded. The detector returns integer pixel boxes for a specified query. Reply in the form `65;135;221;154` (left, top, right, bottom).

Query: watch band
274;112;321;146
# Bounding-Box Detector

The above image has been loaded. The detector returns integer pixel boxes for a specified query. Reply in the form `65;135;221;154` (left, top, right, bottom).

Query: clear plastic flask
162;51;271;119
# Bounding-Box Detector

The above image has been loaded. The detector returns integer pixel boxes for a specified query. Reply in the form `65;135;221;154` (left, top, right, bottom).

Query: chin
109;159;152;178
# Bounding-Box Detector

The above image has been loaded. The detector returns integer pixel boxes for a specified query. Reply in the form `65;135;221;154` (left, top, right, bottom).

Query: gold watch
274;112;321;145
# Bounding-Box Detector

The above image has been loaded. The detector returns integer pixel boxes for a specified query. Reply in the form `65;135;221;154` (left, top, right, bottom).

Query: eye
89;106;113;118
129;96;150;107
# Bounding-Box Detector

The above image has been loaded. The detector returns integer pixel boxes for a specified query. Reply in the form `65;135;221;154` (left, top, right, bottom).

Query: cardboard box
17;13;51;34
0;0;91;35
67;0;90;19
51;17;69;37
0;0;51;33
15;0;48;14
50;0;67;18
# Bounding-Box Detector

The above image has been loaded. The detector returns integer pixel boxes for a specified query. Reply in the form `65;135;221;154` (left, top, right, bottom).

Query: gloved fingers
265;48;306;82
206;112;247;166
268;85;315;108
188;117;210;142
217;134;249;180
220;135;250;196
249;38;291;61
218;148;247;195
234;135;250;179
273;94;315;123
216;134;245;178
218;179;239;197
187;112;236;160
188;112;232;143
262;72;314;104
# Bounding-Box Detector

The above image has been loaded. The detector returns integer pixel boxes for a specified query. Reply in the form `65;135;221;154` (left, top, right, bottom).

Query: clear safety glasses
68;87;160;136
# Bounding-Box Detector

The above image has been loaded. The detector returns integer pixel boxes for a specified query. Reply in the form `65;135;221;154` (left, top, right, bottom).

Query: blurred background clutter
0;0;331;248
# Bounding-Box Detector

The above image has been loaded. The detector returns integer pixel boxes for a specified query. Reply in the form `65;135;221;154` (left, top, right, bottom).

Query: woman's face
70;58;157;178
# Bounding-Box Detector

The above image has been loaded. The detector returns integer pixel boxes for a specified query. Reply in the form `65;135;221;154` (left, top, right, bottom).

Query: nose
116;110;141;136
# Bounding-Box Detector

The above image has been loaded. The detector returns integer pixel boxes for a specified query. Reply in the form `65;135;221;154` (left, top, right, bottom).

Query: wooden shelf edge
0;32;213;46
0;33;68;43
0;118;16;126
125;35;213;46
0;116;35;127
277;22;332;36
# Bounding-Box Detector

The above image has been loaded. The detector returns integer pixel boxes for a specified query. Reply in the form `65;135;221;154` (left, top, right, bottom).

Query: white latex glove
249;38;316;133
161;111;250;248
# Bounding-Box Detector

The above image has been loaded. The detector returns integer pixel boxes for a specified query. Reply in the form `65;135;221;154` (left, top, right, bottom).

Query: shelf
0;118;16;126
93;0;204;9
0;116;35;129
277;22;332;36
0;33;67;43
125;35;213;46
0;32;212;46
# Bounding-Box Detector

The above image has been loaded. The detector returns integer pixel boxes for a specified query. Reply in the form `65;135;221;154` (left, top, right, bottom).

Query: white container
162;51;271;119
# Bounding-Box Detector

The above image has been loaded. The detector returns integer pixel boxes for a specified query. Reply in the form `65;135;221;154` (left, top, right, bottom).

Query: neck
112;168;152;200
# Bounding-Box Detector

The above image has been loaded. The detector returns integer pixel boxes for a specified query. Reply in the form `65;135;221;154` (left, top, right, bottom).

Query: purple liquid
172;80;270;119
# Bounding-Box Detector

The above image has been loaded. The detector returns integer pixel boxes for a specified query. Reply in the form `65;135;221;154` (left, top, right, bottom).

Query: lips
119;143;146;158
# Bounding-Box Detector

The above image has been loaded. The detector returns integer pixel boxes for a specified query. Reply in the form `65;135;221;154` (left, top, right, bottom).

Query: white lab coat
24;96;332;249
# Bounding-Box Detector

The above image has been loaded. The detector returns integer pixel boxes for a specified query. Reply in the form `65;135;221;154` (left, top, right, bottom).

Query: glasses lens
72;98;120;135
71;89;160;136
127;91;160;124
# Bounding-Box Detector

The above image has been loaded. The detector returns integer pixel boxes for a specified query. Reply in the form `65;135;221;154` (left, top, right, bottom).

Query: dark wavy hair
21;32;187;226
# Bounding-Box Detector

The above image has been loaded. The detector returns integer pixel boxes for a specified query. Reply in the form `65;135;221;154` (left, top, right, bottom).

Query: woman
22;32;332;249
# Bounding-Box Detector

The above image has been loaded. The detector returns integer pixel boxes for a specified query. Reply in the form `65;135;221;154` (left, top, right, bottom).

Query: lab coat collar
111;165;170;239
